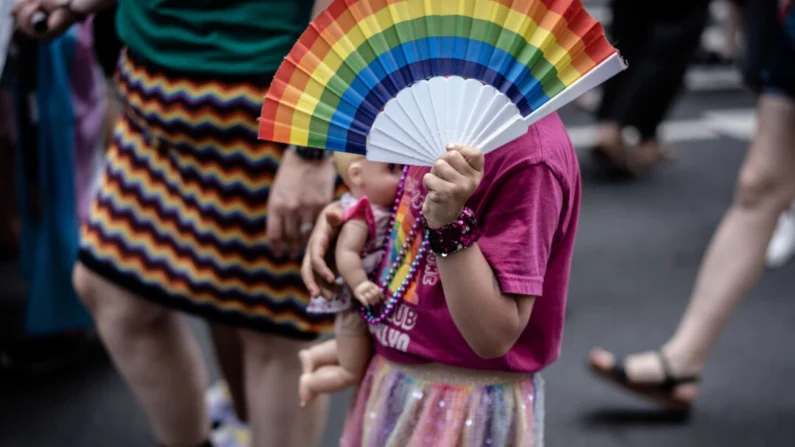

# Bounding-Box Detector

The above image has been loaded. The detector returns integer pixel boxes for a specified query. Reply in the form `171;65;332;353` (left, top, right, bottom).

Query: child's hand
422;144;485;229
353;280;383;306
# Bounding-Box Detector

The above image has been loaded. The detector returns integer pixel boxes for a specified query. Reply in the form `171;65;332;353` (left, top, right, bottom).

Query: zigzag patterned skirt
78;50;337;338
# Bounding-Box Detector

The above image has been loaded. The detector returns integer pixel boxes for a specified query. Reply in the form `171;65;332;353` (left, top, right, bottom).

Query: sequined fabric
341;356;544;447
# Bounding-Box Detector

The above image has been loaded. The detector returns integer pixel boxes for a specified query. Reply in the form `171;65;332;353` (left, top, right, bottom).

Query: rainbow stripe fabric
259;0;615;155
78;51;342;337
340;356;543;446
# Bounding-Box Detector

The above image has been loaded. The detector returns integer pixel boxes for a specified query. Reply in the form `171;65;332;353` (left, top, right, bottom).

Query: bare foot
588;347;700;410
626;140;676;172
591;124;635;175
298;373;316;408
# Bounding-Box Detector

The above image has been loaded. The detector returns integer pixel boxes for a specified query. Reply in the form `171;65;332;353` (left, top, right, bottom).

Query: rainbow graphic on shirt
378;167;429;304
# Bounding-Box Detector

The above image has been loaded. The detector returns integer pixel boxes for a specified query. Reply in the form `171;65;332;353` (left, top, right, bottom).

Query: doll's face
347;160;403;207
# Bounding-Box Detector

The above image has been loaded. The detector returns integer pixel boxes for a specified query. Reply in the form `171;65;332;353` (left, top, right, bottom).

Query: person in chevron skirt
12;1;342;446
588;0;795;412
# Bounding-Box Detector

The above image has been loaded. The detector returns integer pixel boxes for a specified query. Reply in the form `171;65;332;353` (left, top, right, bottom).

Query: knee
72;263;168;332
734;166;794;213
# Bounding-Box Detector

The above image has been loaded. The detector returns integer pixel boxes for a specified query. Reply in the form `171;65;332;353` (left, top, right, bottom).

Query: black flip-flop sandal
589;349;700;412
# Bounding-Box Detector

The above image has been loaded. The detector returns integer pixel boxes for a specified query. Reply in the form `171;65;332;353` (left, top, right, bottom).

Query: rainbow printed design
378;167;427;304
259;0;618;156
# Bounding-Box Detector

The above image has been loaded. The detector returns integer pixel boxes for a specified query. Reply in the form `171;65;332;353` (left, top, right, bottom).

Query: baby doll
299;153;402;407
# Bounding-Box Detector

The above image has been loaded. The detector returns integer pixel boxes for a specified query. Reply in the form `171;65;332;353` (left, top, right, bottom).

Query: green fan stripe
306;15;567;147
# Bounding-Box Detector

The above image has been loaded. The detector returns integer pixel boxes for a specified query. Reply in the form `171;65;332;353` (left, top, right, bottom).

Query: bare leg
591;94;795;404
239;329;329;447
73;264;209;446
209;323;247;422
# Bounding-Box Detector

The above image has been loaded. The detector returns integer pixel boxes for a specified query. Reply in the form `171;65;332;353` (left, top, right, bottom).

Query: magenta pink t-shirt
369;113;581;373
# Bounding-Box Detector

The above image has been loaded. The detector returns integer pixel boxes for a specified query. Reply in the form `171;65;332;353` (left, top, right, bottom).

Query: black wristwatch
288;145;333;161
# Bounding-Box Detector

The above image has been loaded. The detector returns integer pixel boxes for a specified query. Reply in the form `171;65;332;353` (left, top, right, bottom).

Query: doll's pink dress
306;193;391;314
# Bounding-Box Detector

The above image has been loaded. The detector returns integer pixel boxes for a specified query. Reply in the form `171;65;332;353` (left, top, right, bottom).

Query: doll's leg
299;364;361;407
298;339;339;375
334;309;372;382
299;311;371;407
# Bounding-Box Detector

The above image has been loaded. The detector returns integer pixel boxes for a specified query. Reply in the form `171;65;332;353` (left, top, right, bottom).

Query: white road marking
704;108;757;140
566;107;756;149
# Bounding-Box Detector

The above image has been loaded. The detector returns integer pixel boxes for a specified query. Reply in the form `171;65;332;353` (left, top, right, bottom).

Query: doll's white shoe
766;207;795;268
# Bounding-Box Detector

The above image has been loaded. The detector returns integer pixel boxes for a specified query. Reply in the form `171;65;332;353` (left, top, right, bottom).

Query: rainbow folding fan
259;0;625;166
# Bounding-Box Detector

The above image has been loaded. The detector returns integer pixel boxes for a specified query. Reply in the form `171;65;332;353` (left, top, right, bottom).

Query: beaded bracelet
423;208;481;257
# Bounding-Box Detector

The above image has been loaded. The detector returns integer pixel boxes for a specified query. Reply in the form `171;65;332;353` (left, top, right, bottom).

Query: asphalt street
3;86;795;446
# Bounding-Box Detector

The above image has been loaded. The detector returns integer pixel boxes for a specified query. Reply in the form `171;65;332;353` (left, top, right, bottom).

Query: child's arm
336;219;383;305
437;247;535;359
424;145;565;360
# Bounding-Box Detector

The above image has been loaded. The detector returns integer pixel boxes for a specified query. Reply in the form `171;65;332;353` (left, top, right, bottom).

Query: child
299;154;403;407
303;113;580;446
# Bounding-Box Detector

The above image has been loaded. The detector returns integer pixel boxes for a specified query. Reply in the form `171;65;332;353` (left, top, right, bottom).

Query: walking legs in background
207;324;251;447
589;93;795;411
766;201;795;268
592;0;710;176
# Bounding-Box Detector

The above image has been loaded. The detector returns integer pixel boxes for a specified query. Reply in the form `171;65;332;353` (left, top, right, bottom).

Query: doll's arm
335;219;383;305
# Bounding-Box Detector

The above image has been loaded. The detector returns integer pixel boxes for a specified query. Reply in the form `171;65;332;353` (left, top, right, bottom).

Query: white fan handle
479;53;626;153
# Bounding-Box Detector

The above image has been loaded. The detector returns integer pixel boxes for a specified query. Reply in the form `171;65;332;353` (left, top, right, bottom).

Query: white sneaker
766;206;795;268
206;380;239;429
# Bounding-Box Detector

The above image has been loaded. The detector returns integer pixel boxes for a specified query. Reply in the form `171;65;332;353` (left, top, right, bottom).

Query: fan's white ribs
379;100;433;157
414;81;443;153
460;80;486;146
393;91;437;159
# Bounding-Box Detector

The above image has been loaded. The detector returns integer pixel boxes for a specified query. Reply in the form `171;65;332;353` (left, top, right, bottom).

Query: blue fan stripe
326;36;552;154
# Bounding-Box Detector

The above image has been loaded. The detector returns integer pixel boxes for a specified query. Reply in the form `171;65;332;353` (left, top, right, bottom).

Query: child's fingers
441;149;476;178
422;173;453;199
463;147;485;172
431;158;466;184
447;143;485;172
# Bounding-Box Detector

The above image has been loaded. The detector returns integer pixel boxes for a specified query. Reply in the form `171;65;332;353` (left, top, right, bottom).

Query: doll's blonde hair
333;152;366;179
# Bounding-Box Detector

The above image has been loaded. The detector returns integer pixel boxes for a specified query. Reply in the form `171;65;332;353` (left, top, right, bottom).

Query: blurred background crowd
1;0;794;446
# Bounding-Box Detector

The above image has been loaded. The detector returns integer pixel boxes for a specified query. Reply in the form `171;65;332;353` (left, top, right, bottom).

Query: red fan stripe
259;0;617;142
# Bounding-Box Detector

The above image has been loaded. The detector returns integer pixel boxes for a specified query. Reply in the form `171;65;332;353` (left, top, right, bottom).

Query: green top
116;0;315;77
